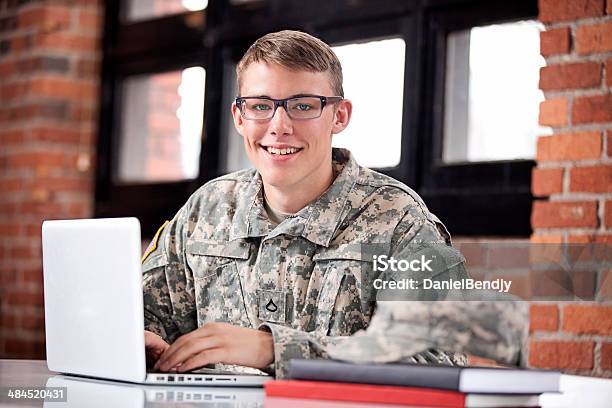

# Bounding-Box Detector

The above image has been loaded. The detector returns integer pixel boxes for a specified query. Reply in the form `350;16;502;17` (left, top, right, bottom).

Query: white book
465;394;541;407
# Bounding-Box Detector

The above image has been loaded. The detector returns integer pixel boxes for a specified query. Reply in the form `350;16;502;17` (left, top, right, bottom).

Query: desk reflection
44;375;264;408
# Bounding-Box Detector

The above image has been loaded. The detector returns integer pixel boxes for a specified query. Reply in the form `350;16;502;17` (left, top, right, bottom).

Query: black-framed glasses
235;95;343;120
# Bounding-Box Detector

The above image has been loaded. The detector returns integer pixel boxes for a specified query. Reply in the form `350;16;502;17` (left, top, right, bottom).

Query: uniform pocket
311;244;380;336
186;239;250;278
186;239;251;327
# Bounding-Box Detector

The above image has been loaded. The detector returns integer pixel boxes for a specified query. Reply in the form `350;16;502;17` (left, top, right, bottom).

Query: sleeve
142;205;198;344
259;213;474;378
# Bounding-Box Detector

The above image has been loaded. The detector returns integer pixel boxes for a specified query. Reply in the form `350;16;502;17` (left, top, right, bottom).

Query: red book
265;380;465;408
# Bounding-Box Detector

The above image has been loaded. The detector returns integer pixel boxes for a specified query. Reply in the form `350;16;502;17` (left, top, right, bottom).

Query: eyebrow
241;93;319;99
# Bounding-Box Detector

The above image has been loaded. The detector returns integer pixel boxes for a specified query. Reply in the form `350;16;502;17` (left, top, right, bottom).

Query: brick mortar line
543;87;612;98
567;92;574;127
0;48;101;63
0;121;99;131
536;161;611;170
562;162;570;194
0;169;89;179
0;120;98;132
594;335;603;372
0;71;101;84
532;224;612;231
532;227;612;235
542;86;612;95
530;332;612;341
0;122;95;132
569;22;577;55
543;123;612;133
0;100;96;110
544;14;612;30
2;140;95;152
544;53;612;65
0;70;103;84
0;49;101;64
0;191;95;202
558;303;565;336
547;192;612;200
598;198;607;231
1;174;96;183
0;143;84;154
0;102;100;113
0;167;73;177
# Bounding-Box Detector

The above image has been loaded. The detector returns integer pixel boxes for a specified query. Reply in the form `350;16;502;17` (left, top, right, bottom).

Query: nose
268;105;293;136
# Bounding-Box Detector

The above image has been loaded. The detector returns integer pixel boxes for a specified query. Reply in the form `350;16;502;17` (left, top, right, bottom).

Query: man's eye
293;103;312;111
252;104;271;111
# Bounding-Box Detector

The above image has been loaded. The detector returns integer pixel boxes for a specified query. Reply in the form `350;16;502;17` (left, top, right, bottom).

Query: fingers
155;333;222;372
144;330;169;356
144;330;167;348
177;348;226;373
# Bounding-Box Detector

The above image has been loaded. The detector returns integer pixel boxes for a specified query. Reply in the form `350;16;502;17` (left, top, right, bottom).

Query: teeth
266;146;300;155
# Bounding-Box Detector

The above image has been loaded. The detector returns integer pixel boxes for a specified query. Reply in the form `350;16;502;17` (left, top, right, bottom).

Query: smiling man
140;30;518;378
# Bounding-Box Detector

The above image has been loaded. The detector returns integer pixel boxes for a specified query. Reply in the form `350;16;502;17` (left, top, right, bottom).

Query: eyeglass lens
241;97;323;119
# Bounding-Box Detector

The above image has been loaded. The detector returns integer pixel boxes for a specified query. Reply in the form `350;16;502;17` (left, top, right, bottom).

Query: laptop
41;217;270;386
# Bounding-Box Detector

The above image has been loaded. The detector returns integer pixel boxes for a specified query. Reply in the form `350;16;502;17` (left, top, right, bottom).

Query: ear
331;98;352;134
231;101;245;137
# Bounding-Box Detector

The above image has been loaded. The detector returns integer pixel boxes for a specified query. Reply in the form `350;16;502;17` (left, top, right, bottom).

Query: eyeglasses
235;95;343;120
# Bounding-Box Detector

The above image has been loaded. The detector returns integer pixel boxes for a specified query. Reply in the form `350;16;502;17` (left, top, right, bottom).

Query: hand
153;322;274;373
145;330;169;369
467;354;504;367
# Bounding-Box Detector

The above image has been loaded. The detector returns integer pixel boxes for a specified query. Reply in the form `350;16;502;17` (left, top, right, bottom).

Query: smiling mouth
261;145;304;156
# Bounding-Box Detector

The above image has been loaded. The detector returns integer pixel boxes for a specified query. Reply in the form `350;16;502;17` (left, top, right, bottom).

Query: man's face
232;62;351;192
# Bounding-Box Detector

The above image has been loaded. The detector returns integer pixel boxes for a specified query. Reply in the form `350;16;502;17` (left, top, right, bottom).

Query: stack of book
264;360;561;407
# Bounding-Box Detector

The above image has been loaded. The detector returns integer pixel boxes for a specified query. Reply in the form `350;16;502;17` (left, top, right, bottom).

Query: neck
263;164;335;214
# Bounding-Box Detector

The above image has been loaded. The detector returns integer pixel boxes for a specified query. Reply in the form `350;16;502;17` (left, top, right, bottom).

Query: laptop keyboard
150;373;238;384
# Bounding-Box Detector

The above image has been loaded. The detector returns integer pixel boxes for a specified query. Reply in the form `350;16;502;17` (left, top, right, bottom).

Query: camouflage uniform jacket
142;148;468;378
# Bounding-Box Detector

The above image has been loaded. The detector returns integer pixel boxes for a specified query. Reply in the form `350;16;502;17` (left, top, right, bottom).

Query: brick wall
0;0;103;358
531;0;612;376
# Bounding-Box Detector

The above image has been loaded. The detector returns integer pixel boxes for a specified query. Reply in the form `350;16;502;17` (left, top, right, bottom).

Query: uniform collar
229;148;359;247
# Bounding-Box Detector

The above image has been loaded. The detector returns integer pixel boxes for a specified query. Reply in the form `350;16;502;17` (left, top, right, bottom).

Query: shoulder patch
141;220;169;263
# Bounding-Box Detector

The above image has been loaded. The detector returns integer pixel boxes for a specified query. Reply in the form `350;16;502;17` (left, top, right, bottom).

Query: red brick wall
531;0;612;376
0;0;103;358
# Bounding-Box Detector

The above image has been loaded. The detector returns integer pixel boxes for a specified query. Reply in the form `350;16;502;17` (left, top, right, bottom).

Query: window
117;67;205;183
96;1;210;237
443;20;550;163
419;0;539;236
124;0;208;22
332;38;406;168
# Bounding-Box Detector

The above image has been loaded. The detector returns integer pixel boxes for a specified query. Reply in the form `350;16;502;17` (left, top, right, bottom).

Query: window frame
97;0;539;238
419;0;539;236
96;2;214;236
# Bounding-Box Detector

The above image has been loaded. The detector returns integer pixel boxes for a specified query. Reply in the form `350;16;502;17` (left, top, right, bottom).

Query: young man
142;30;523;378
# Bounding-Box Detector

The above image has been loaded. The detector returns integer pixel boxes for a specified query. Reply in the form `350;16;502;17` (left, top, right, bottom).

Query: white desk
1;359;611;407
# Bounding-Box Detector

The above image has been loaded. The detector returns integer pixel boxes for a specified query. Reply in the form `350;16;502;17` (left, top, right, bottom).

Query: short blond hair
236;30;344;97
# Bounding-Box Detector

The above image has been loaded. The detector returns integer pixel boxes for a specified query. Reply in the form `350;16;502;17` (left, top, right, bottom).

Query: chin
261;173;294;188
